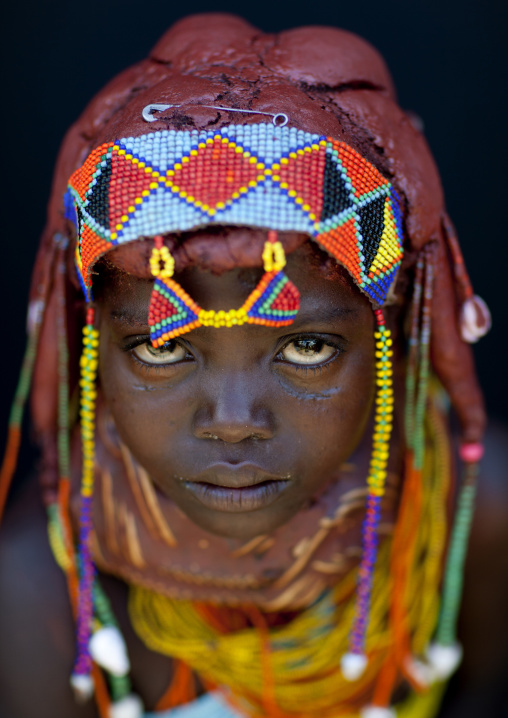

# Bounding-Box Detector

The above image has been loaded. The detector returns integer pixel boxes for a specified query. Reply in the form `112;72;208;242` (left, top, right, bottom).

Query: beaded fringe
342;307;394;678
72;307;99;684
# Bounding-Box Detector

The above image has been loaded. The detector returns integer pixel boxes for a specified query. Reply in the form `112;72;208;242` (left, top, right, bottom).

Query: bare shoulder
0;479;97;718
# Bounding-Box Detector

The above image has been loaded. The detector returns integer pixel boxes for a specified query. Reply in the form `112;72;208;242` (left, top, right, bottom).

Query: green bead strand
404;256;424;452
436;465;478;645
9;325;38;429
413;253;433;470
57;243;71;480
93;579;133;702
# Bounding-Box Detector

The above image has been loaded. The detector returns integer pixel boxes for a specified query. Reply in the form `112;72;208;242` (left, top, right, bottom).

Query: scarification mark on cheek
274;372;343;400
132;383;169;392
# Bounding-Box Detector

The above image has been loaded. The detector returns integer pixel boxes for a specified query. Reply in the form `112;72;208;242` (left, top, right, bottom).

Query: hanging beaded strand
71;305;100;700
427;443;482;680
367;249;436;712
52;236;80;608
47;252;76;616
47;253;131;713
413;246;434;470
0;300;45;523
0;230;61;524
56;238;71;489
341;308;394;681
404;255;425;454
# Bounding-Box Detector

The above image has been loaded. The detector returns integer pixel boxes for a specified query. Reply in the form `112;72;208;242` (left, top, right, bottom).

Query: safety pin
142;103;288;127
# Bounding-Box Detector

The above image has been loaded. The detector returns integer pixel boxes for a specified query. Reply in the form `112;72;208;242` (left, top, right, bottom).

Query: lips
181;463;291;513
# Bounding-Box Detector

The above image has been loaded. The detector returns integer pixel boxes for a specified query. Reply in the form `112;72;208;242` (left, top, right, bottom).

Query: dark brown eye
279;337;336;365
132;340;187;365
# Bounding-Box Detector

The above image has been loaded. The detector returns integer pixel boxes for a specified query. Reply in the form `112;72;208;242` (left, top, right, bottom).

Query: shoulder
0;479;97;718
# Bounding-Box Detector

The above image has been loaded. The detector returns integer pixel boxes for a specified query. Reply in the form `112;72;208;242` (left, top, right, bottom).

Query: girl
0;13;498;718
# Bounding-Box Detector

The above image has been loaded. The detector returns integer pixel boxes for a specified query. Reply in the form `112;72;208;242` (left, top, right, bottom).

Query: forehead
101;227;310;279
97;237;371;325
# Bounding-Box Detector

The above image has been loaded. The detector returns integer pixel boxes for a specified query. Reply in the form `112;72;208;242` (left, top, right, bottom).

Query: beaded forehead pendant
66;122;402;691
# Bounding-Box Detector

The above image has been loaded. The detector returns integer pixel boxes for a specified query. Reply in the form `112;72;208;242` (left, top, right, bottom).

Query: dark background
1;0;506;480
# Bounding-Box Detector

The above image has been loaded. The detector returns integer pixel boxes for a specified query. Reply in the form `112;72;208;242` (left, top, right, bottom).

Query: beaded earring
148;230;300;346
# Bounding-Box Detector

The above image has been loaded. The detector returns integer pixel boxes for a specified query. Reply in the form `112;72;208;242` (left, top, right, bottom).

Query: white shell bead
89;626;130;677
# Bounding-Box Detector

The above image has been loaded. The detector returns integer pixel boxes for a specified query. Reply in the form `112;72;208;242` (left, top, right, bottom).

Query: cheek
97;337;186;463
277;346;376;482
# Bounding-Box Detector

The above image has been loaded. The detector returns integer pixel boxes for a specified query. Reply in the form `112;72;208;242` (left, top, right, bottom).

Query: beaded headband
66;123;403;330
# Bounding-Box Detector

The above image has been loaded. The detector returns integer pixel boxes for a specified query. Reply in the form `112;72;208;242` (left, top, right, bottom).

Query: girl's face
97;233;376;540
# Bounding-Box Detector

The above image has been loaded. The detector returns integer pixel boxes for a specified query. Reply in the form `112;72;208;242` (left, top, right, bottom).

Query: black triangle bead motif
86;157;112;228
357;196;385;273
320;153;354;221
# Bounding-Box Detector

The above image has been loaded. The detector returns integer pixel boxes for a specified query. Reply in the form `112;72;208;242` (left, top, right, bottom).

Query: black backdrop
1;0;506;479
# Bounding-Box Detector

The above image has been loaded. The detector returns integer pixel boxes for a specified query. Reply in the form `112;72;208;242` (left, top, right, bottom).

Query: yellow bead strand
80;323;99;498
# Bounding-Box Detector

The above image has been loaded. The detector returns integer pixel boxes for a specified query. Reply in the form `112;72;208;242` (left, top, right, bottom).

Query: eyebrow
291;305;359;325
110;309;150;327
110;304;359;328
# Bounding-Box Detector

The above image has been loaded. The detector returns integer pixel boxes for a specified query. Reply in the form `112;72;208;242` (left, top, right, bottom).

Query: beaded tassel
72;306;100;700
341;308;394;680
427;445;482;681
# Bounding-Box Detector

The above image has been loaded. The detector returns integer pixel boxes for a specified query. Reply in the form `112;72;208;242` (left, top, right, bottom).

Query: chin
180;499;302;541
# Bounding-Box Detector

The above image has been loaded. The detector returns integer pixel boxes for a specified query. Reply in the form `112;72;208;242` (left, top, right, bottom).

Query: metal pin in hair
142;103;289;127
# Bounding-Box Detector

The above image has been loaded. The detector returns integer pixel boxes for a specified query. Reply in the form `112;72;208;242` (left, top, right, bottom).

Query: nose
193;371;275;443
